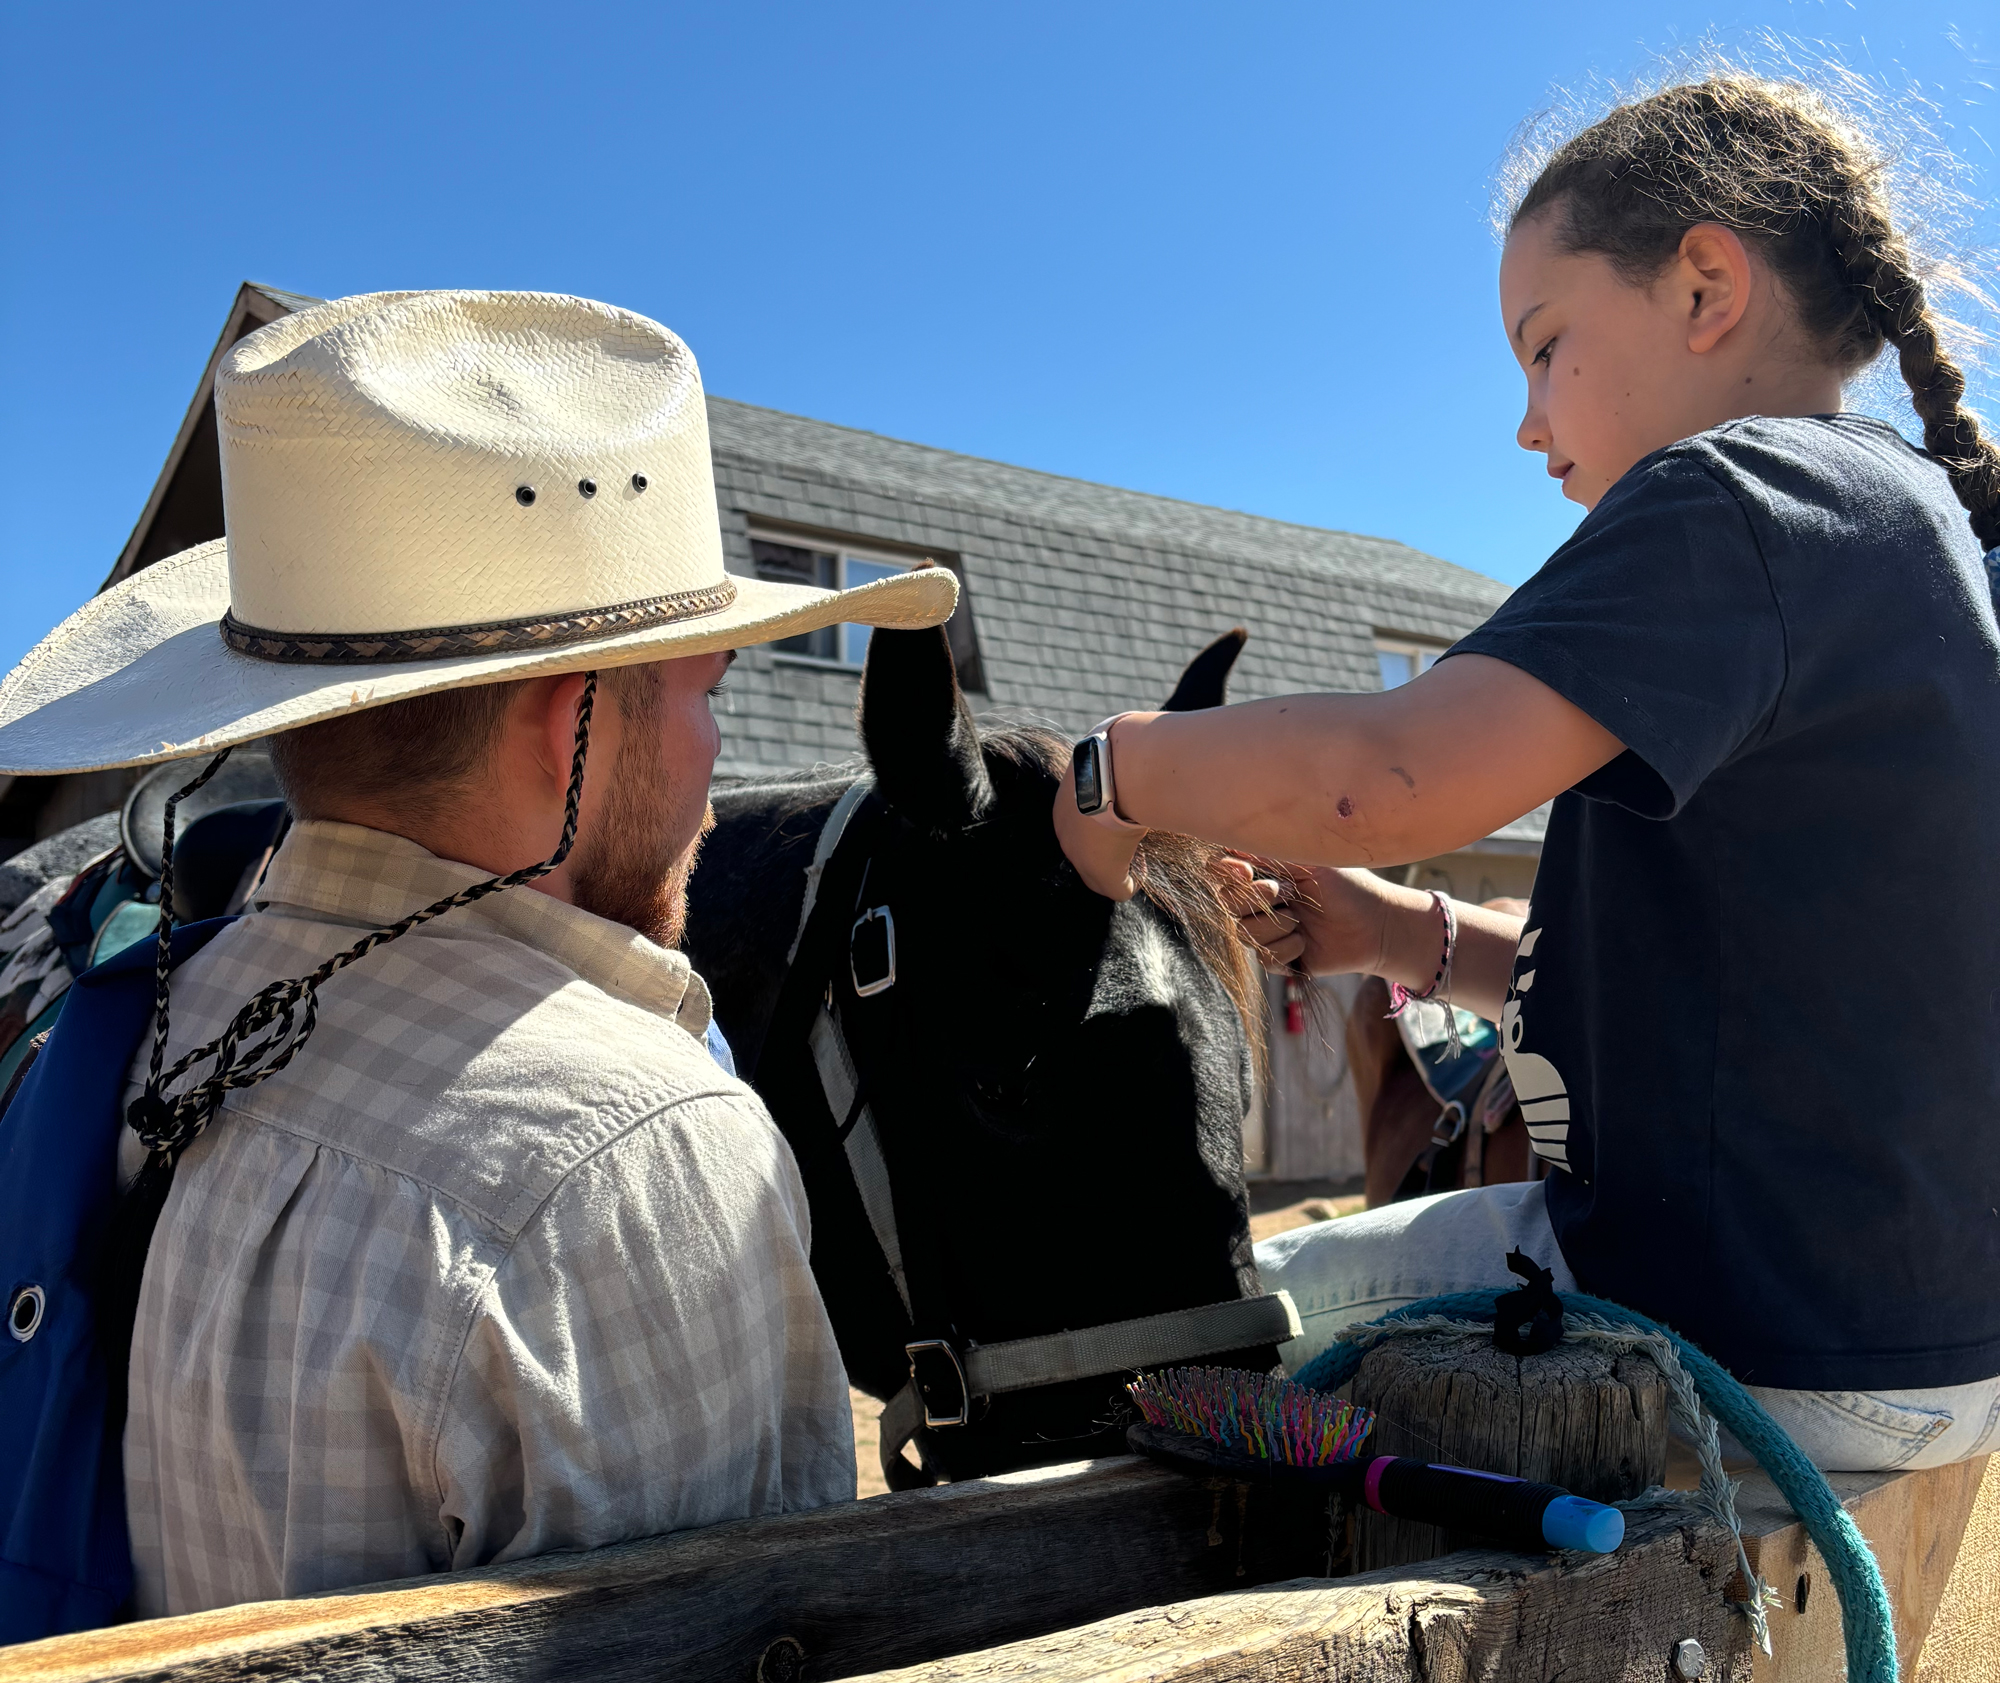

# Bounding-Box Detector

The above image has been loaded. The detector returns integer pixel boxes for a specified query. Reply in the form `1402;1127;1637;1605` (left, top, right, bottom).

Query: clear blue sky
2;2;1993;675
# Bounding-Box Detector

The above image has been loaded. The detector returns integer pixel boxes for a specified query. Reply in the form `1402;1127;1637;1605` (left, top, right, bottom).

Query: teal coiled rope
1293;1288;1897;1683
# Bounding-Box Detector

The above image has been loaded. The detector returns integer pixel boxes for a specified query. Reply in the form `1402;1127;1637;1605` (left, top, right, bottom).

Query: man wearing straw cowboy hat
0;290;957;1616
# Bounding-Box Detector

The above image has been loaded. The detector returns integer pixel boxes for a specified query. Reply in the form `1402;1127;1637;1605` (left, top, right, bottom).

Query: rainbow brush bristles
1124;1365;1624;1554
1127;1367;1375;1469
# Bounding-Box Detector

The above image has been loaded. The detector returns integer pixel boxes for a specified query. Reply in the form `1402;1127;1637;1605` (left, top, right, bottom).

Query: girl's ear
1676;222;1754;356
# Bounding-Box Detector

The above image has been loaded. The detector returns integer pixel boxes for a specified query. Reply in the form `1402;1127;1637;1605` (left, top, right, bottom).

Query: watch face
1074;737;1105;813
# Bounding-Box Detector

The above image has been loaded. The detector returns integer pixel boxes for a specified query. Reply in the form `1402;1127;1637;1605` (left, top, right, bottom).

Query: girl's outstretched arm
1220;859;1527;1022
1055;653;1624;899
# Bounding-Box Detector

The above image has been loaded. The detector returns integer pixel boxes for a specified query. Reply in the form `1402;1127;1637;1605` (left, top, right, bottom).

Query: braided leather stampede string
124;673;599;1168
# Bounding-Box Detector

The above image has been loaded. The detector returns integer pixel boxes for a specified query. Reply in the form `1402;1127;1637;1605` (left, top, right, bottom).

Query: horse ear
1162;627;1248;712
859;622;994;831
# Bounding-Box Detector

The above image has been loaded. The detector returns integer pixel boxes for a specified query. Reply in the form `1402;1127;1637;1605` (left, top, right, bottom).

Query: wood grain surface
1347;1331;1668;1571
1735;1453;2000;1682
843;1503;1748;1682
0;1454;1337;1683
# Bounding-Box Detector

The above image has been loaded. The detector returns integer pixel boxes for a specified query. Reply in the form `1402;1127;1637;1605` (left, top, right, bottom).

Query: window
750;535;908;667
1374;634;1447;690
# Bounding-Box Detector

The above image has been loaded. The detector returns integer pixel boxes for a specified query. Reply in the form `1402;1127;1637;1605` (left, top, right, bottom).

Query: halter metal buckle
851;905;897;998
904;1338;971;1427
1431;1099;1468;1150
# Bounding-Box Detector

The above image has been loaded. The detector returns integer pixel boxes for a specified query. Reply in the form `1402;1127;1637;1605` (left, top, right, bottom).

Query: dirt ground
846;1180;1365;1497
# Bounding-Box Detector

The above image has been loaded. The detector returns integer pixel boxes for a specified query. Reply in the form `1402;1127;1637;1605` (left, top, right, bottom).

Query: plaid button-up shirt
119;821;855;1617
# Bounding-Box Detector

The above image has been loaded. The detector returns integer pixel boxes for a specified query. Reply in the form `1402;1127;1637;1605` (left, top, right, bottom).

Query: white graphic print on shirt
1498;926;1573;1171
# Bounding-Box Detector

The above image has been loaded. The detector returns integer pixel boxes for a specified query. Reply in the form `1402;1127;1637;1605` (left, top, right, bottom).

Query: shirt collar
257;821;711;1037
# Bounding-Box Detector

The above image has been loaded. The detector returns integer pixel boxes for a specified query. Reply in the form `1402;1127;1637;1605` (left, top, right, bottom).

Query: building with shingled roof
0;283;1544;1178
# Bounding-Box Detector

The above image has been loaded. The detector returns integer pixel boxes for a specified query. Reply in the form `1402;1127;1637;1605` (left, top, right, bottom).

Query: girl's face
1499;214;1702;510
1498;209;1838;511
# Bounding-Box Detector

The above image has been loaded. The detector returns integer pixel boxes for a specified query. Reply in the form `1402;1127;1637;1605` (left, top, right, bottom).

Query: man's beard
569;732;715;948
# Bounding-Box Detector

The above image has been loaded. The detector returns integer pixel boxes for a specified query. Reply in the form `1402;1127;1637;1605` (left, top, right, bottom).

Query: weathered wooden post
1347;1333;1669;1570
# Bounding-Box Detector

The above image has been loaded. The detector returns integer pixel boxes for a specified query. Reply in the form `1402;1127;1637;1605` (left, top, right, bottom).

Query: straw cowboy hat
0;290;957;776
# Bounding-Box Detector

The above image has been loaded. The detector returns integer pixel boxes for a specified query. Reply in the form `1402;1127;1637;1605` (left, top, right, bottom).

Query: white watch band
1081;714;1147;833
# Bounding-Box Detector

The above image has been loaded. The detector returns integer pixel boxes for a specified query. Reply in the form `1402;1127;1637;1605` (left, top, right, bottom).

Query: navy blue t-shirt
1454;414;2000;1391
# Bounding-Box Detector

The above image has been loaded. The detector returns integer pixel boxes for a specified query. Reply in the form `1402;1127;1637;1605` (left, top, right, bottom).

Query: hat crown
216;291;725;638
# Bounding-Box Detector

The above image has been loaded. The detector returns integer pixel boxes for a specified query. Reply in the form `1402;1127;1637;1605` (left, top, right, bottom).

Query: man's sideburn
569;673;715;947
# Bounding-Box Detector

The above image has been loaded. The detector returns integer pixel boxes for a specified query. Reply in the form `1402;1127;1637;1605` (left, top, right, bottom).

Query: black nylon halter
754;788;971;1460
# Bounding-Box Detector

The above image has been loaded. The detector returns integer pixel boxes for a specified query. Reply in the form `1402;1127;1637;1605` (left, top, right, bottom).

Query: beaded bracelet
1386;890;1457;1017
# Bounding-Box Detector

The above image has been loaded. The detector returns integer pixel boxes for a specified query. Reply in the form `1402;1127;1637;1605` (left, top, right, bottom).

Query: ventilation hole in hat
515;486;537;507
631;473;648;493
578;479;597;499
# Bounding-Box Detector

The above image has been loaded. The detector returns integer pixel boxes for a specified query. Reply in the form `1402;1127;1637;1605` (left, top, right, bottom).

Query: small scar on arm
1388;765;1414;791
1336;795;1354;819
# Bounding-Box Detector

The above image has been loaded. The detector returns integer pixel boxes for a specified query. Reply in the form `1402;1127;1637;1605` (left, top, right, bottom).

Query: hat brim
0;539;960;774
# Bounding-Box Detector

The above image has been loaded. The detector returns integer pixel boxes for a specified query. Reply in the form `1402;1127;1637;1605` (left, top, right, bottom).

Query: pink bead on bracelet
1386;891;1458;1019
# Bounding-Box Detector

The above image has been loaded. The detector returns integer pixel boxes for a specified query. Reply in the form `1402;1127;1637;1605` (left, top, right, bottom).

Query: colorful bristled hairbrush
1125;1366;1625;1555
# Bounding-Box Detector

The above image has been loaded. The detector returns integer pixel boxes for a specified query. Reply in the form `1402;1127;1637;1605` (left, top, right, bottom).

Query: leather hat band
220;579;739;664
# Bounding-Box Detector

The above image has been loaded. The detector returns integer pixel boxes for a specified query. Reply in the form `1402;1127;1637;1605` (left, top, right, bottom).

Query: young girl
1056;74;2000;1472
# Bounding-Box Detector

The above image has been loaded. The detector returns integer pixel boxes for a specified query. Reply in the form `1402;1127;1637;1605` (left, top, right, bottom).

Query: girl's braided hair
1512;74;2000;550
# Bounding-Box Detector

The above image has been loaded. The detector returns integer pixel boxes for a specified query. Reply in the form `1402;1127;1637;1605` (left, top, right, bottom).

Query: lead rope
1294;1288;1898;1683
124;673;598;1173
1326;1310;1776;1654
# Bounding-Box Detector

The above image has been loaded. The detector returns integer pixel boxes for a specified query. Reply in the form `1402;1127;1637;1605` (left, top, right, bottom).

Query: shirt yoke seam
194;1056;741;1232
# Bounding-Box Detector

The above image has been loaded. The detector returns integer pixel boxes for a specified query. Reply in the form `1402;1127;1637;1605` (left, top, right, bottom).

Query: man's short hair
268;681;527;824
269;666;666;824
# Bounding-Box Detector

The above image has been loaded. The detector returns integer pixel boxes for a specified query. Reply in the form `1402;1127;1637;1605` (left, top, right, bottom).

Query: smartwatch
1072;716;1146;832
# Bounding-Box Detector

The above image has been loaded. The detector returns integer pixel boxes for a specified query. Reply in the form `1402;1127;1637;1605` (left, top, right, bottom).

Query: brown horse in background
1345;899;1546;1208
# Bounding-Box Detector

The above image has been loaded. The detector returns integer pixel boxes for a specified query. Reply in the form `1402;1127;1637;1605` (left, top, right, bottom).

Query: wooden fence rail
8;1453;1994;1682
0;1455;1336;1683
848;1504;1745;1683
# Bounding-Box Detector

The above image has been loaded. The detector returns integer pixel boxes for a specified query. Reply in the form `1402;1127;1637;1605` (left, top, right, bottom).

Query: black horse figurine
685;624;1276;1485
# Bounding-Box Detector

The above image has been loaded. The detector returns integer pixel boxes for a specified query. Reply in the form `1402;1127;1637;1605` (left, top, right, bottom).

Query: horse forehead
1086;904;1191;1014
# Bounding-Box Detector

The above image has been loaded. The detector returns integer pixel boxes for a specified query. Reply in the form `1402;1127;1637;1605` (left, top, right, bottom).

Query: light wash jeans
1254;1181;2000;1474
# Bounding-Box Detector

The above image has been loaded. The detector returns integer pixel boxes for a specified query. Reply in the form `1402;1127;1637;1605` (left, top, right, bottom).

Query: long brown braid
1511;75;2000;549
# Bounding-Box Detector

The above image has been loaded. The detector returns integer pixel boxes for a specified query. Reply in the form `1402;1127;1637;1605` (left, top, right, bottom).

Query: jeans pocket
1777;1389;1954;1472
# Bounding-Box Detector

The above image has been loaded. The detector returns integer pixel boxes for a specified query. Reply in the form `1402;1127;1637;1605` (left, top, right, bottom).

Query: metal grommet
9;1284;45;1343
578;478;597;499
515;486;537;507
630;472;648;493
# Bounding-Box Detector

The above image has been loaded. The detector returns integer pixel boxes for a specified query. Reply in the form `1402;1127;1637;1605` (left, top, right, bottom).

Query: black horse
685;624;1276;1485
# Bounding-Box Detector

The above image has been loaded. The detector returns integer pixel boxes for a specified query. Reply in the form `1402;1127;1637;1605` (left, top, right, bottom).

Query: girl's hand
1215;858;1528;1021
1054;759;1142;900
1213;857;1406;975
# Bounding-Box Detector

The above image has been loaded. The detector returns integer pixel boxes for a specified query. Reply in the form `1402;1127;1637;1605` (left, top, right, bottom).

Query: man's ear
525;671;595;794
1677;223;1753;356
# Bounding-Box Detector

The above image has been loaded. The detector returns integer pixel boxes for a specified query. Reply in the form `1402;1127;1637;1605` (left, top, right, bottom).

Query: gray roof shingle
702;397;1544;858
707;399;1508;610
